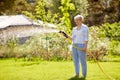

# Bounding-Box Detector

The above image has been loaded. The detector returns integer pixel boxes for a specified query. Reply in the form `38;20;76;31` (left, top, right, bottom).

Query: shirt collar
74;24;84;30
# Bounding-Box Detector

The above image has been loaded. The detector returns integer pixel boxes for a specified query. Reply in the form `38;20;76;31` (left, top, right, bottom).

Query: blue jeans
72;44;87;77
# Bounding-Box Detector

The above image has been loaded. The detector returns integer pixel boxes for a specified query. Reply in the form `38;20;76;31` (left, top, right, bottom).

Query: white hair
74;15;84;21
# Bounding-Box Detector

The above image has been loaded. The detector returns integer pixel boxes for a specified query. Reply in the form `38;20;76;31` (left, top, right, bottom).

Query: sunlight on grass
0;59;120;80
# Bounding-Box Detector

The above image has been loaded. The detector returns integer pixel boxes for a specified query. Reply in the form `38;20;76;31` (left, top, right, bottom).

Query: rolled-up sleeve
84;27;89;41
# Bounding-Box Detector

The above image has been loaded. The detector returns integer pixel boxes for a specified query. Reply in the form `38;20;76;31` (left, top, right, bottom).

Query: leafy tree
14;0;35;14
87;0;120;26
34;0;58;23
71;0;88;16
59;0;75;34
0;0;15;15
48;0;61;14
0;0;35;15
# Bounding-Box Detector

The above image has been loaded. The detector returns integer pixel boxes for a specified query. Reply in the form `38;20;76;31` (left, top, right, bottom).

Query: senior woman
71;15;89;78
60;15;89;78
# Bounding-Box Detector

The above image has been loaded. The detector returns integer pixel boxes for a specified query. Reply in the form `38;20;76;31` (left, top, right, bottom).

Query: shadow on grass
20;62;40;66
68;77;86;80
115;77;120;80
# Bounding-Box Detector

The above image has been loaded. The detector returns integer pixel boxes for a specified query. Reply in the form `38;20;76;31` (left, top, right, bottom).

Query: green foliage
99;22;120;55
109;40;120;55
14;0;33;14
6;39;18;48
0;33;71;61
49;0;61;14
0;0;15;15
88;27;109;60
71;0;88;16
22;11;35;19
88;22;120;59
35;0;46;21
0;38;18;58
23;33;71;61
100;22;120;41
59;0;75;34
0;0;35;15
35;0;58;23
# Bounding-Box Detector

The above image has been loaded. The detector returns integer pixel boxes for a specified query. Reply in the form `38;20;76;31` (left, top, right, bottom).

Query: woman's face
74;18;82;26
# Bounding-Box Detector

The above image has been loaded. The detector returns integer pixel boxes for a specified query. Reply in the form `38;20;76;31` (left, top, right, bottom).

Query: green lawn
0;59;120;80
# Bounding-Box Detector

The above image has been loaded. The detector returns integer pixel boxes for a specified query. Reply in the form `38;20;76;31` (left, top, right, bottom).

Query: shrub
24;33;72;61
100;22;120;55
0;38;18;58
0;33;72;61
100;22;120;41
88;22;120;60
0;22;119;61
88;27;109;61
109;40;120;55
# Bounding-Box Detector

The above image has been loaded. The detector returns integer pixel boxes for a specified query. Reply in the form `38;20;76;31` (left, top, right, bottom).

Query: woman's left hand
82;47;87;52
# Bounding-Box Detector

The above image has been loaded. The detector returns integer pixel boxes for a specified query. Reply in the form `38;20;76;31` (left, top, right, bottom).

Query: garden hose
72;44;115;80
59;31;115;80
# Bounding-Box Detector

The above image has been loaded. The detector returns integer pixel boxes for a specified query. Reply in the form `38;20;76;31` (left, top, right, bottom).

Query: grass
0;59;120;80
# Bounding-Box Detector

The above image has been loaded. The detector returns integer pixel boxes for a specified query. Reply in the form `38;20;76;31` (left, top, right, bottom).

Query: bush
0;22;119;61
87;27;109;61
0;33;72;61
100;22;120;55
88;22;120;61
25;33;71;61
109;40;120;55
0;38;18;58
100;22;120;41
